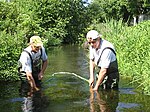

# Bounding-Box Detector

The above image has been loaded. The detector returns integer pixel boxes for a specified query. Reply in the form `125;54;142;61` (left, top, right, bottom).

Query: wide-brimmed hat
30;36;43;46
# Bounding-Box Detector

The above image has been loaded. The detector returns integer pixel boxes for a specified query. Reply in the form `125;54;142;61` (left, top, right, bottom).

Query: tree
88;0;150;24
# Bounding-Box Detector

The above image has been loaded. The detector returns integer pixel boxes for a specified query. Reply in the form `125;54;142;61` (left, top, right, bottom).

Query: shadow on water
0;45;150;112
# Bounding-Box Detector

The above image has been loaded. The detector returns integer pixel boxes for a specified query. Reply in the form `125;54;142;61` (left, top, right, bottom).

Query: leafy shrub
0;31;24;81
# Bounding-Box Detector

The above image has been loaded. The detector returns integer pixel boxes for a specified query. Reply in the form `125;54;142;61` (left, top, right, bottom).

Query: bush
0;31;24;81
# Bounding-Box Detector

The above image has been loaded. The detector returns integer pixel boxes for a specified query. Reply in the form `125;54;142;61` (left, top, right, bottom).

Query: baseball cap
30;36;43;46
86;30;102;40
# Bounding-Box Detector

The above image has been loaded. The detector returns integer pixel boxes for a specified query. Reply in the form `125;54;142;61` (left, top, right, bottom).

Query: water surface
0;45;150;112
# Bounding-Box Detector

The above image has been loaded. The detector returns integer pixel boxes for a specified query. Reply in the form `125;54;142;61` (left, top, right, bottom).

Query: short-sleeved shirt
89;39;116;68
19;46;48;73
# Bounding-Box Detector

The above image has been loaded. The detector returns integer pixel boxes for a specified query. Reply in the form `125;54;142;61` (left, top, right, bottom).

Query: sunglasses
88;41;96;44
88;39;98;45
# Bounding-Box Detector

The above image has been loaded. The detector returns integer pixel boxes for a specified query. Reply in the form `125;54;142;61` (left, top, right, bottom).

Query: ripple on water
9;97;24;102
117;102;140;109
119;88;136;94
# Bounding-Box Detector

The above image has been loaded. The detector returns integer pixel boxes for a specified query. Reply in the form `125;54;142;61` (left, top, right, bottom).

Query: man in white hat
18;36;48;91
86;30;119;91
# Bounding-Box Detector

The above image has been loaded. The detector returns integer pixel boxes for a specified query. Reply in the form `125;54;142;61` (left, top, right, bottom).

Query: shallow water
0;45;150;112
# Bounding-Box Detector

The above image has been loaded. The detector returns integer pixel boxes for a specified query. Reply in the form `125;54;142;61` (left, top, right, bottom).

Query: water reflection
89;87;119;112
19;81;48;112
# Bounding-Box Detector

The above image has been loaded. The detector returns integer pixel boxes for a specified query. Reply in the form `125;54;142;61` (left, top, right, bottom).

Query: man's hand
93;85;99;91
89;78;94;87
38;72;44;80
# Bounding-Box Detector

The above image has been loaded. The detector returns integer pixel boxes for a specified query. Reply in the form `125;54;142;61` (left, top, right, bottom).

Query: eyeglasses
88;41;96;44
88;38;98;45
